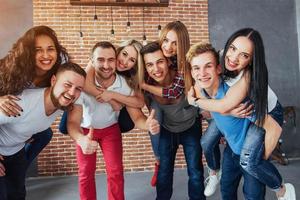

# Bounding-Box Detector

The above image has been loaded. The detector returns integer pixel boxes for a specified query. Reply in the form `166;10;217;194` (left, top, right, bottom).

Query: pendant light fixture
157;7;161;37
93;1;98;20
142;7;147;45
126;7;131;33
110;6;115;42
79;5;84;48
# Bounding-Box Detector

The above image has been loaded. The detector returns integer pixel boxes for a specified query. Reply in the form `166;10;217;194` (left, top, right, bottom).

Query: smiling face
161;30;178;58
50;70;85;108
35;35;58;76
92;47;116;81
117;45;138;72
225;36;254;73
144;50;168;84
190;52;221;93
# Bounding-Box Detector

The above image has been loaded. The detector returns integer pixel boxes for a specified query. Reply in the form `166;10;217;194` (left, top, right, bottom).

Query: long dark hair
0;25;69;95
221;28;268;126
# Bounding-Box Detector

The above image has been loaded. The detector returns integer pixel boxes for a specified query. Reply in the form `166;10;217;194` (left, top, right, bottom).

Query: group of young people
0;21;296;200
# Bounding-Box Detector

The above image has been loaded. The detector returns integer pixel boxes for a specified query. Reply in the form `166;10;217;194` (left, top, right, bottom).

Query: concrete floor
26;159;300;200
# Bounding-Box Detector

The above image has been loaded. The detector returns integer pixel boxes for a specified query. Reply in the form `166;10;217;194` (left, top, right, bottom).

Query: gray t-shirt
0;88;62;156
152;96;198;133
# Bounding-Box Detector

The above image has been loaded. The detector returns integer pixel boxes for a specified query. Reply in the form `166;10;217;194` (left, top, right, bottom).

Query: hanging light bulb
79;31;84;48
110;29;115;42
126;7;131;33
157;25;162;37
126;21;131;33
109;6;115;43
157;7;161;37
142;7;147;45
93;3;98;20
79;6;83;48
142;34;147;46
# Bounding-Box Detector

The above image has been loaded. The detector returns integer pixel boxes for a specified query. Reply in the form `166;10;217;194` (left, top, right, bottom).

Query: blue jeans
202;101;284;189
0;148;27;200
59;111;68;134
240;123;283;191
221;145;265;200
156;121;205;200
149;100;163;160
24;128;53;166
268;101;284;127
200;119;222;170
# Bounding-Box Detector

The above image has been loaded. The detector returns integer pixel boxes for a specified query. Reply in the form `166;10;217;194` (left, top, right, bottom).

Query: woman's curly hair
0;25;69;95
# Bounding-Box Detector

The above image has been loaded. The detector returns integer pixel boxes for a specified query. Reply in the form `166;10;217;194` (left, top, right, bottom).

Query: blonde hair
186;42;219;66
116;39;143;91
159;21;192;93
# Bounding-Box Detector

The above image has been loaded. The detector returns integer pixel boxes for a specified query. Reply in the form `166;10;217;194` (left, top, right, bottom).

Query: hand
77;128;98;154
201;110;211;119
194;81;202;92
95;88;113;103
0;155;5;176
99;90;113;102
187;87;197;106
146;109;160;135
228;102;253;118
0;95;22;117
140;81;147;90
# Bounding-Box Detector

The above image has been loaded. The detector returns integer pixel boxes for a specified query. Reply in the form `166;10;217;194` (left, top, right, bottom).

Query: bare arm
127;107;160;134
67;104;98;154
67;104;85;142
84;60;100;97
127;107;147;129
108;90;144;108
141;71;184;99
108;99;123;111
141;83;163;97
84;61;124;111
194;73;250;114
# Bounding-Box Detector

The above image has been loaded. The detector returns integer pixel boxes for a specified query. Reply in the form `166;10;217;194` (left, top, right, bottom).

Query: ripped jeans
202;120;283;192
202;123;283;192
240;101;284;192
240;123;283;192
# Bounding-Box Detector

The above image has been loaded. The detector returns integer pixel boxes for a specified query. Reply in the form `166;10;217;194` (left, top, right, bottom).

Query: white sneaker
278;183;296;200
204;170;221;197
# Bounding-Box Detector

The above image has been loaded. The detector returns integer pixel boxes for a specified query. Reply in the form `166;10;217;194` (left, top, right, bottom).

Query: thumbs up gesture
78;127;98;154
146;109;160;135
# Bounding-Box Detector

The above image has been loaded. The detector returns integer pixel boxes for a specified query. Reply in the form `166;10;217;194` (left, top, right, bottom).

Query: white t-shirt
76;74;132;129
0;88;62;156
225;70;278;112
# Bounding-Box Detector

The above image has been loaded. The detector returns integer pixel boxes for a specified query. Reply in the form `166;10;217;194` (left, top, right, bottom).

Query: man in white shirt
0;62;86;200
67;41;159;200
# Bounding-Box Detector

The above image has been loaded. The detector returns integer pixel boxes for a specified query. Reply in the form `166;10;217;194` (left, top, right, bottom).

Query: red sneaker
151;162;159;187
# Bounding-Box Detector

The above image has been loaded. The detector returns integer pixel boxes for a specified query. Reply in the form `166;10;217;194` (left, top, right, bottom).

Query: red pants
76;124;124;200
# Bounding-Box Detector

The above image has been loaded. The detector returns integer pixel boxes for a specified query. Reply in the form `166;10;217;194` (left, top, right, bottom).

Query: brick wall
33;0;209;176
